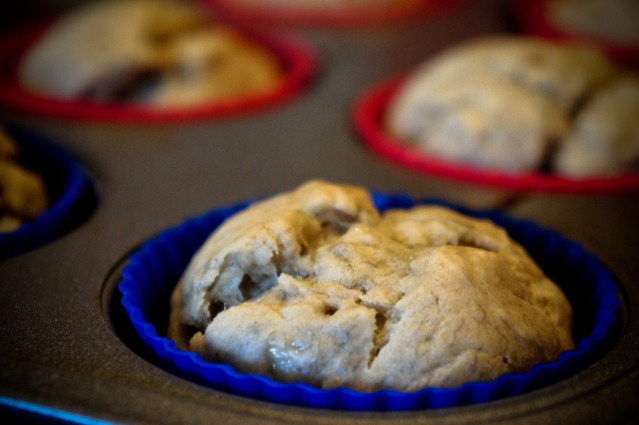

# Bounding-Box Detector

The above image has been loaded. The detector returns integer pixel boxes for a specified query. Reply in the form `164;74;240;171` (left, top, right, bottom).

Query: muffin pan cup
0;19;317;123
0;126;96;259
118;192;620;411
353;76;639;194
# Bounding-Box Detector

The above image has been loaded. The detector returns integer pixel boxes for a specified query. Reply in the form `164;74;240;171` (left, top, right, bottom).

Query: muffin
167;180;574;392
17;0;283;108
386;36;639;177
0;128;48;233
120;181;619;408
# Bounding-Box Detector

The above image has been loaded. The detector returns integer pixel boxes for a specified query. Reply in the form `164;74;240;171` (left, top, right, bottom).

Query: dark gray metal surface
1;0;637;423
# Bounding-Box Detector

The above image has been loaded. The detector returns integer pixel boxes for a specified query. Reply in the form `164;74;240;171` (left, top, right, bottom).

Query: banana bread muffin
168;181;574;391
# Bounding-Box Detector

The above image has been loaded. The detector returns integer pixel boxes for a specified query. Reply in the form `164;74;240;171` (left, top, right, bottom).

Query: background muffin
386;36;639;177
0;127;95;259
18;0;283;108
0;128;48;233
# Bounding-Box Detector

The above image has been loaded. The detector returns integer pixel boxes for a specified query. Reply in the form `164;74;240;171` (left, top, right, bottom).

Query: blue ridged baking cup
0;126;95;260
118;192;621;410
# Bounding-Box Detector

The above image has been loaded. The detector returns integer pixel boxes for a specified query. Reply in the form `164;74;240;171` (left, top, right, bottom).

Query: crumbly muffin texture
18;0;282;108
386;36;639;177
168;181;574;391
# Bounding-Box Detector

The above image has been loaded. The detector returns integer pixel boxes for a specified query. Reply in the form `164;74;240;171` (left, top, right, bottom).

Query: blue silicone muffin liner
0;126;95;259
118;191;621;410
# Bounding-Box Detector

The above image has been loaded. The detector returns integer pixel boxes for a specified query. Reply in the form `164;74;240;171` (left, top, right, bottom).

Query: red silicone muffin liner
352;76;639;194
0;19;316;123
512;0;639;70
200;0;463;28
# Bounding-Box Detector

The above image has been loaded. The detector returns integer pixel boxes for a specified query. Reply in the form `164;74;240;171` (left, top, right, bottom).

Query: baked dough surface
168;181;574;391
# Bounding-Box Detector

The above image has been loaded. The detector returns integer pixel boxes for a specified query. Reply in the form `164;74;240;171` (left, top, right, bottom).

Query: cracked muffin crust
168;181;574;391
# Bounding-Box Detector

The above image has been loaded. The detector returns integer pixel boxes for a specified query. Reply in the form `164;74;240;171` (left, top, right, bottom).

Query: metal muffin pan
1;0;638;423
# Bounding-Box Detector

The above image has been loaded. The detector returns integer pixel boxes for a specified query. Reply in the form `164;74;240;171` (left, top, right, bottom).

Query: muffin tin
1;0;638;423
